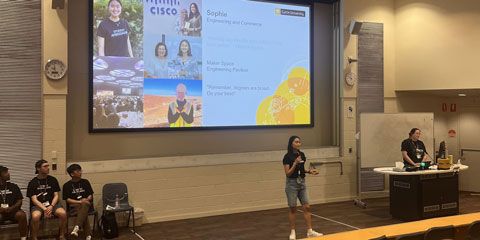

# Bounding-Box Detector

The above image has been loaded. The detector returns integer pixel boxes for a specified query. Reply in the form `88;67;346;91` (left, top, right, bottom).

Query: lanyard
37;178;48;201
72;181;82;198
293;152;304;175
412;140;420;151
411;139;416;148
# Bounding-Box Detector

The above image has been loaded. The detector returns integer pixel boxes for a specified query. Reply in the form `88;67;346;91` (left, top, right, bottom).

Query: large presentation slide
91;0;311;130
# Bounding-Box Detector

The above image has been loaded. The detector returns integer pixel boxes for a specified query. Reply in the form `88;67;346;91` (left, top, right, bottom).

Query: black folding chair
424;225;455;240
0;218;19;239
395;231;424;240
102;183;135;232
0;218;18;225
0;218;19;229
370;235;388;240
466;220;480;240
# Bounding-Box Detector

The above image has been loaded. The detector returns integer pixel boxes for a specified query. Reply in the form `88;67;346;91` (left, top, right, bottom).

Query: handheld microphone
297;152;304;163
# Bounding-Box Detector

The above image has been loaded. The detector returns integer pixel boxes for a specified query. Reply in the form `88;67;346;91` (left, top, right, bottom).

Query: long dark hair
409;128;420;137
177;39;192;57
108;0;122;8
287;135;300;154
188;3;200;19
107;0;123;18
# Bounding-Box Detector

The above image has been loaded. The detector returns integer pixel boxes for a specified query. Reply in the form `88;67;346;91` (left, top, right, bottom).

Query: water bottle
114;194;119;209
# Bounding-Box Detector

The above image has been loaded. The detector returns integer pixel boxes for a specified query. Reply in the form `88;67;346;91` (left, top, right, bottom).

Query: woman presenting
283;136;322;240
97;0;133;57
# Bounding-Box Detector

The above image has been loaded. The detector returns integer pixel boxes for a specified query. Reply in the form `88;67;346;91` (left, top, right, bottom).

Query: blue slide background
99;0;311;128
144;78;202;97
201;0;310;126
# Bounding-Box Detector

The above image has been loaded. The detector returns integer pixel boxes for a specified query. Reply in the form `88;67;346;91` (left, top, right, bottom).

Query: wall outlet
347;106;354;118
51;151;57;170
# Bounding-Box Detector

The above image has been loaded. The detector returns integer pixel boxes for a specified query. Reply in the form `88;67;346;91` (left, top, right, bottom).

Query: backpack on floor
100;211;119;239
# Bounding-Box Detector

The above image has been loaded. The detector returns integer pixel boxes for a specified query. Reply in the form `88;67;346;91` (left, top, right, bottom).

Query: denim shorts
31;202;63;215
285;177;309;207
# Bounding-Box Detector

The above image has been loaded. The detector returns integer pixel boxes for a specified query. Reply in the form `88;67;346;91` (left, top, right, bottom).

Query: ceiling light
458;93;467;97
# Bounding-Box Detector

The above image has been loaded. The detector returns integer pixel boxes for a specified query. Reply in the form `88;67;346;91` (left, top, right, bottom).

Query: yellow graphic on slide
256;67;310;125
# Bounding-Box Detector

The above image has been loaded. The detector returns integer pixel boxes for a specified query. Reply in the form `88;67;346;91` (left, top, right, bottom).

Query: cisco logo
146;0;180;16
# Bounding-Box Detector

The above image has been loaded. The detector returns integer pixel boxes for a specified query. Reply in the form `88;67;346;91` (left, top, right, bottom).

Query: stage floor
111;191;480;240
3;192;479;239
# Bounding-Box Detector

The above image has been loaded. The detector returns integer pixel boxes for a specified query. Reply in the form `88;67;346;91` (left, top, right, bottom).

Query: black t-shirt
97;18;131;57
62;179;94;201
26;175;61;207
0;182;23;207
283;151;307;178
401;138;428;165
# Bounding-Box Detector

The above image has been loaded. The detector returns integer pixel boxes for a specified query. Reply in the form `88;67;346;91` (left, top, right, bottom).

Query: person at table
401;128;433;167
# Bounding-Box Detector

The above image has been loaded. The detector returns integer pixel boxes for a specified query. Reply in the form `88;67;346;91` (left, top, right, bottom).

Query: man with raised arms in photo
168;83;194;127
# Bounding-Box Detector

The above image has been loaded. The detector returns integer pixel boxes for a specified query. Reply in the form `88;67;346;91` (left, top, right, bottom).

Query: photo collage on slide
92;0;312;129
92;0;203;129
143;0;203;128
92;0;144;129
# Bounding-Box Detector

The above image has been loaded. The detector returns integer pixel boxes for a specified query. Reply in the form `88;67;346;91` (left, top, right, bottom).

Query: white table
373;164;468;220
373;164;469;175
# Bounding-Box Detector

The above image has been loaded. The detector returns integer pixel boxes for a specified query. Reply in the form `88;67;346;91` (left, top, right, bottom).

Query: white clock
345;72;357;87
44;59;67;80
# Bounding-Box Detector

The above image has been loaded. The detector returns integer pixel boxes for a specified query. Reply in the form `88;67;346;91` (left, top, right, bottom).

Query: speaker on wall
349;20;363;35
52;0;65;9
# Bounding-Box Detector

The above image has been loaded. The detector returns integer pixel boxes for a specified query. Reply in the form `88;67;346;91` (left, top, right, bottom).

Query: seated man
63;164;94;240
27;160;67;240
0;165;27;240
